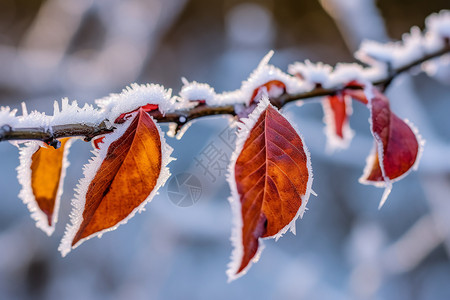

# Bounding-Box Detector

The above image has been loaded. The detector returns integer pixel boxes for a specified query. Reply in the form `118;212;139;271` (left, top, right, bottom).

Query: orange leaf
227;96;313;281
18;138;73;235
59;108;173;256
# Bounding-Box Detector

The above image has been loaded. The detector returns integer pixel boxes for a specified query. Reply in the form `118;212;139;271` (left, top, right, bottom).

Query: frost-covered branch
278;41;450;103
1;10;449;147
0;121;114;148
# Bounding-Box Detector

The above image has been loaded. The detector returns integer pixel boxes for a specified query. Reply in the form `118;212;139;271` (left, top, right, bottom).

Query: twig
1;44;449;148
0;121;114;146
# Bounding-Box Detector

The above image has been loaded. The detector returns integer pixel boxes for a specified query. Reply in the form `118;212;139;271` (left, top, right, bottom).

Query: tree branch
0;121;114;147
1;44;449;147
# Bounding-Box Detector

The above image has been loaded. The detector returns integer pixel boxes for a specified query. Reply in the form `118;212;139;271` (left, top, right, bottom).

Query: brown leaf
18;138;73;235
227;97;313;280
59;108;173;256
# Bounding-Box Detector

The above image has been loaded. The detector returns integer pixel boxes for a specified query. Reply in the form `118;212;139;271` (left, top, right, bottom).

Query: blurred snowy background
1;0;450;299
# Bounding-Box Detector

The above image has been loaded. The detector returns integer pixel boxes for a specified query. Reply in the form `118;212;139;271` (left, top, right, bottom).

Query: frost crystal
356;28;424;69
328;63;368;87
0;106;17;127
355;10;450;72
239;51;307;105
288;60;333;86
215;90;246;106
52;98;104;126
96;83;179;121
426;10;450;39
179;79;218;105
10;98;105;133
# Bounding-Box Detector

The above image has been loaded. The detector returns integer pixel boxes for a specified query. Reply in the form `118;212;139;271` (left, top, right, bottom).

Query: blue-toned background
0;0;449;299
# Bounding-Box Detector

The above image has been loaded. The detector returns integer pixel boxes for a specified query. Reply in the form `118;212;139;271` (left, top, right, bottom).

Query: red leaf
227;97;313;280
322;93;354;150
360;87;422;208
342;81;368;105
250;80;286;105
115;103;159;124
59;108;173;256
92;136;105;150
17;138;73;235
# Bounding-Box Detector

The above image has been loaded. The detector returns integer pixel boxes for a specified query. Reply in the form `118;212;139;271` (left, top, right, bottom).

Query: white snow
355;10;450;73
215;89;246;106
178;51;309;109
327;63;368;87
287;60;385;92
6;99;105;137
423;54;450;85
239;51;307;105
51;98;105;127
14;109;50;131
179;79;218;106
17;139;74;236
96;83;179;121
356;40;401;69
356;27;425;69
58;111;174;257
426;10;450;39
226;93;313;281
176;51;310;108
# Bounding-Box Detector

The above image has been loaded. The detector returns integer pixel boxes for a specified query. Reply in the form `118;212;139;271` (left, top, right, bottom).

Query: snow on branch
0;10;449;146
